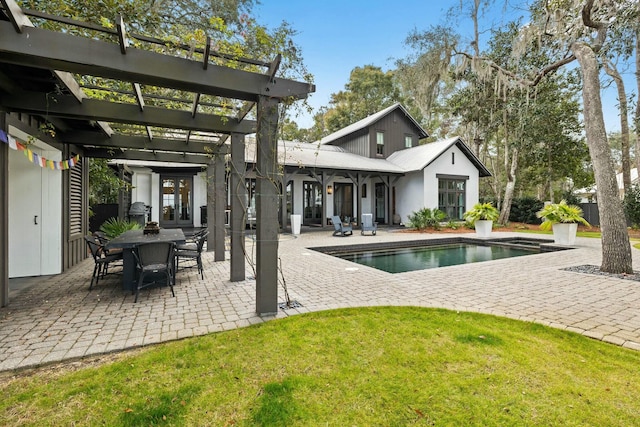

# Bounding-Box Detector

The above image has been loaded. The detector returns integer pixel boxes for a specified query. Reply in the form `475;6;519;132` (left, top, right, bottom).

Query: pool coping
309;236;568;255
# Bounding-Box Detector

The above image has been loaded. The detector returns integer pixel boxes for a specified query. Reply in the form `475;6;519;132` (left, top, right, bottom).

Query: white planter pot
552;223;578;245
290;214;301;235
474;220;493;238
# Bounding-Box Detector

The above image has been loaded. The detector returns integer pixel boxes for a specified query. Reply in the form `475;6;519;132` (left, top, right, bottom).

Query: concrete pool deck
2;230;640;372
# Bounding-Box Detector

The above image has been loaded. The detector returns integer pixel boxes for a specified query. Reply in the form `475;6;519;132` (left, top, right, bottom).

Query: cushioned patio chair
84;235;123;290
175;231;209;279
176;228;208;251
331;215;353;237
132;241;175;303
361;213;378;235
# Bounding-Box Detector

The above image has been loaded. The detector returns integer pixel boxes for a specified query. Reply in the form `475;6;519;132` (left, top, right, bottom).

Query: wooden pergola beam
84;148;224;164
0;21;315;101
0;91;256;134
61;131;224;155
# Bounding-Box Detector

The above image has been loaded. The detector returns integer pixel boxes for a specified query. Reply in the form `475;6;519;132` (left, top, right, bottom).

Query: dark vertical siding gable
340;129;370;157
368;109;421;158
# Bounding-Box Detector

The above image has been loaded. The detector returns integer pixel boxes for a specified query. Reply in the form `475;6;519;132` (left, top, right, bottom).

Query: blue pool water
335;243;538;274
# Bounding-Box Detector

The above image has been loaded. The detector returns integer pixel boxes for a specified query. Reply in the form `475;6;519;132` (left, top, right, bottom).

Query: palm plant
407;208;447;230
99;217;141;239
536;200;590;231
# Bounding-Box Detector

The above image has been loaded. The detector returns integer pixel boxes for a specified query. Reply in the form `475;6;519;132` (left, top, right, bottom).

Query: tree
20;0;312;118
603;60;631;191
322;65;418;134
395;26;459;138
88;159;125;205
527;0;633;274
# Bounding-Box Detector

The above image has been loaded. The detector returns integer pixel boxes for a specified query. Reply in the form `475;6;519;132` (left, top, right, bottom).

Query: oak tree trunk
499;147;518;224
573;42;633;274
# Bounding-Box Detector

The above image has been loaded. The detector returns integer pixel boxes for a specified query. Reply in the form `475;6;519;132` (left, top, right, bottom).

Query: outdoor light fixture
327;185;333;195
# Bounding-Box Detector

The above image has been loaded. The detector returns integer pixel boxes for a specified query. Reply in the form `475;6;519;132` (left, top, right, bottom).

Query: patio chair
175;231;209;279
331;215;353;237
84;235;123;290
361;213;378;236
176;228;208;251
92;231;123;256
132;241;175;303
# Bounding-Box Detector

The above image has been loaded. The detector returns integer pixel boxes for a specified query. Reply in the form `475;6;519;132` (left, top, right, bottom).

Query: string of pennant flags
0;129;80;170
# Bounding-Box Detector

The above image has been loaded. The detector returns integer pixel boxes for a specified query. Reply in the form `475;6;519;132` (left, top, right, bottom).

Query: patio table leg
122;248;136;291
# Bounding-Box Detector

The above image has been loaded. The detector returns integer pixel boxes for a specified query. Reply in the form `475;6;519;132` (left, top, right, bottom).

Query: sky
254;0;631;133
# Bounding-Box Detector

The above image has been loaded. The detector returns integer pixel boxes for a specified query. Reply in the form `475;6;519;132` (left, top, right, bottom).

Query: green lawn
2;307;639;426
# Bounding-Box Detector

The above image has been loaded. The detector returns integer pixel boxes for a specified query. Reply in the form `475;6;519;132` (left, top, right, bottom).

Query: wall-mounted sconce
327;184;333;195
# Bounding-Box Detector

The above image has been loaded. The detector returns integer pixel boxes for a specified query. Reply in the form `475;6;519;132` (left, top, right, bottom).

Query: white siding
423;145;480;212
395;171;425;224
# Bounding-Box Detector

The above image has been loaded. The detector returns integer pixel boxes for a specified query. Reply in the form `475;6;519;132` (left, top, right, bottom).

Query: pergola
0;0;314;313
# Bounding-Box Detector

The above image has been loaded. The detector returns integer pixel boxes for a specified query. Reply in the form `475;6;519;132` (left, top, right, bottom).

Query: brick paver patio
1;230;640;372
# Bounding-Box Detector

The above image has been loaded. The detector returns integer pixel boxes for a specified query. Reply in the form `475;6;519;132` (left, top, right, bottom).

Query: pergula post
230;132;246;281
255;96;279;315
213;153;226;261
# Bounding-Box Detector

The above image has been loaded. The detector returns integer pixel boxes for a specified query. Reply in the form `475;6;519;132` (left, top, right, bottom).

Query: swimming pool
312;237;564;274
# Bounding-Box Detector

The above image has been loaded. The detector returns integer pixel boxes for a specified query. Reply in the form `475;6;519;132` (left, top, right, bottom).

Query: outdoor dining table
105;228;186;291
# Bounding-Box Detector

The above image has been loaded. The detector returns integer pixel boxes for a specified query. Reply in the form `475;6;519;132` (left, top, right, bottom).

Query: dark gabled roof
319;103;428;145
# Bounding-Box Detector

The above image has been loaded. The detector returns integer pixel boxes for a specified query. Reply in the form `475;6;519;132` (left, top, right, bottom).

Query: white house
117;103;491;230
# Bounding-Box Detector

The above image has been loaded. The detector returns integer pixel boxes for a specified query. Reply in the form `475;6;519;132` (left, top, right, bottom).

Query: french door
160;176;193;227
333;183;353;220
375;182;386;224
303;181;322;225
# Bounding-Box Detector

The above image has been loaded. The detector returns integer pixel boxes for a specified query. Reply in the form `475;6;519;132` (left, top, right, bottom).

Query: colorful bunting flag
0;129;80;170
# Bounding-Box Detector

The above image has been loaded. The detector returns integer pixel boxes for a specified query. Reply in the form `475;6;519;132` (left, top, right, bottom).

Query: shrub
560;190;582;207
407;208;446;230
624;185;640;228
509;197;544;224
99;217;141;239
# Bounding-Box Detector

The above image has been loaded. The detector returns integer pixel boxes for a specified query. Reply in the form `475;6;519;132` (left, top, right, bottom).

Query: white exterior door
8;129;62;278
9;148;42;277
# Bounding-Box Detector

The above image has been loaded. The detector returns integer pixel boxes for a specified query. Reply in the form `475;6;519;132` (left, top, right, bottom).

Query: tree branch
531;54;577;86
581;0;608;52
453;50;534;86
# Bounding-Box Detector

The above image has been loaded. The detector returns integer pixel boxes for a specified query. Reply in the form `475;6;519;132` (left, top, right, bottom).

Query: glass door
161;176;193;227
303;181;322;225
375;183;386;224
333;183;353;221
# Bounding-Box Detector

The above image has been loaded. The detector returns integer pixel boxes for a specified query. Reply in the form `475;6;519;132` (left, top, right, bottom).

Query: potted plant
99;217;141;239
463;202;499;237
536;200;590;245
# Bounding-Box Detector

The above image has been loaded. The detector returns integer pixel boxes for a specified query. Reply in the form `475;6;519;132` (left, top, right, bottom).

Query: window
405;135;413;148
438;178;466;220
452;152;455;164
376;131;384;156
